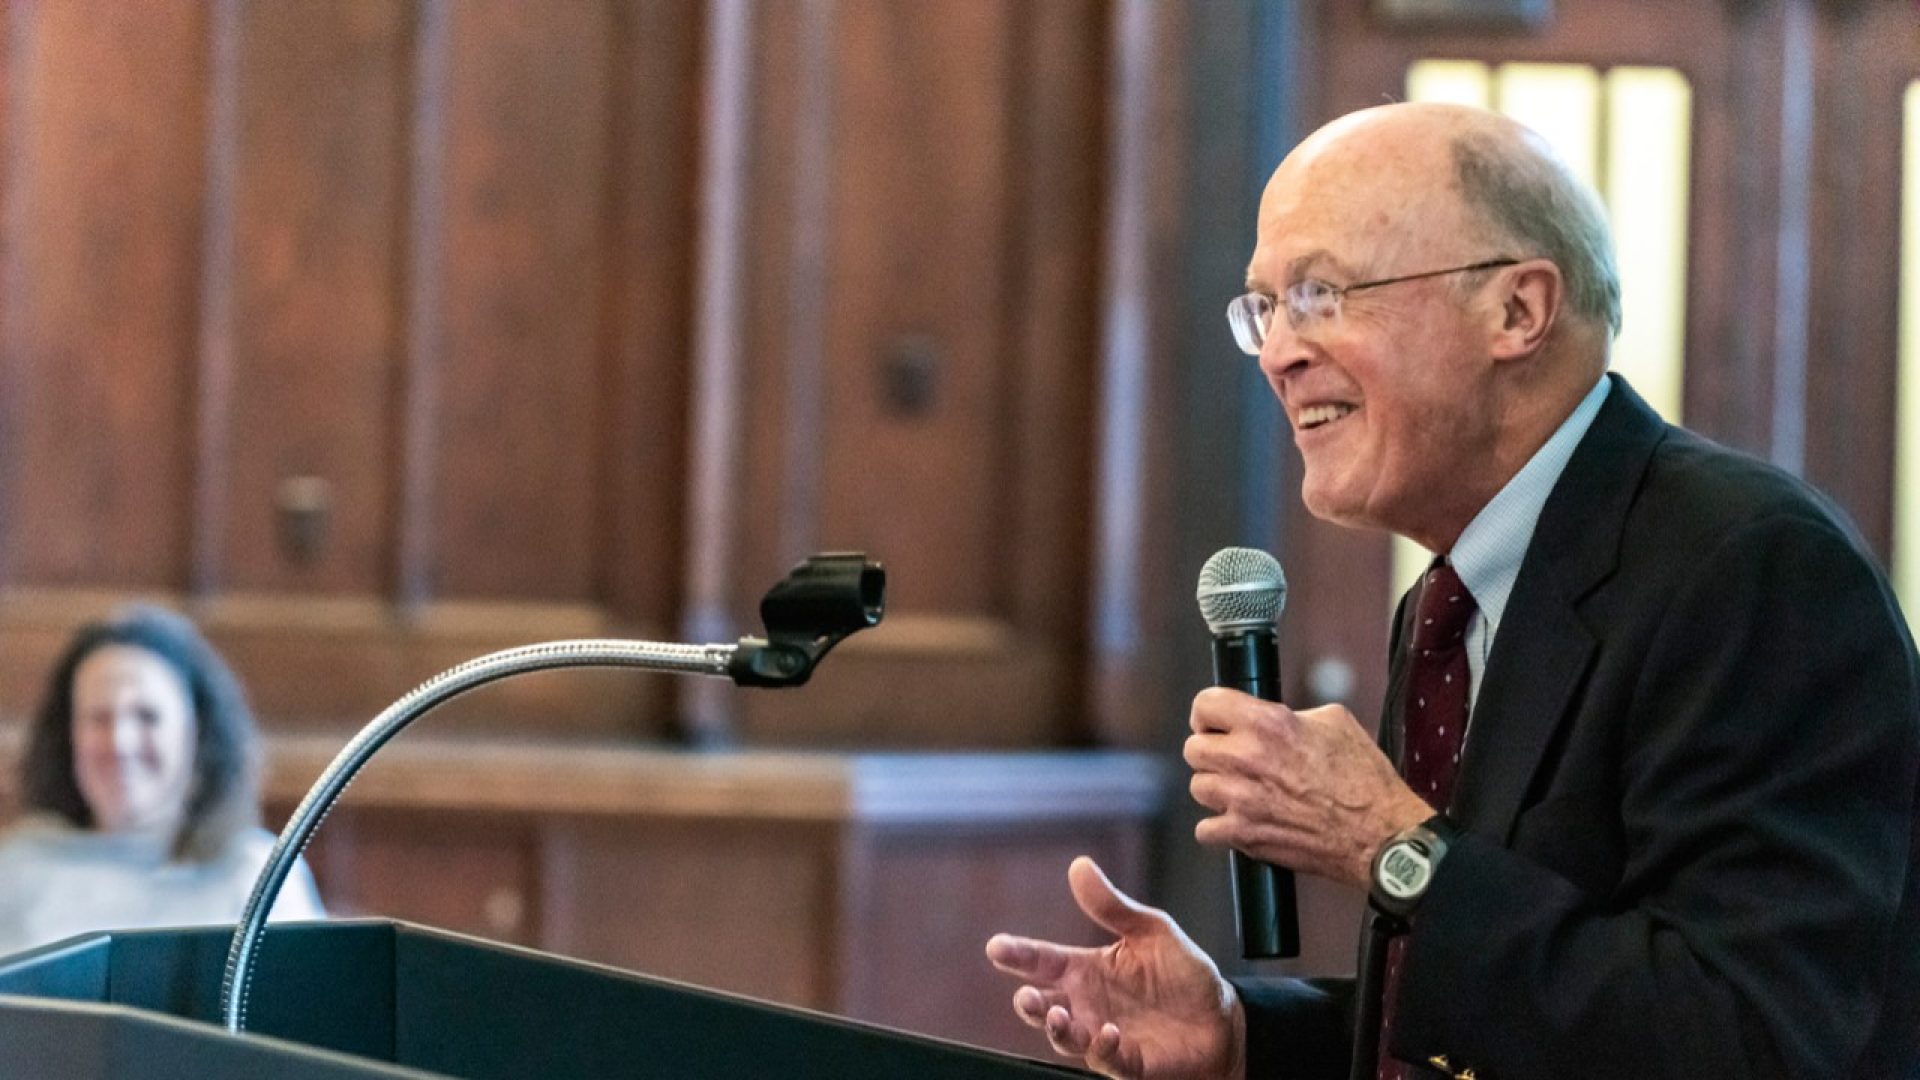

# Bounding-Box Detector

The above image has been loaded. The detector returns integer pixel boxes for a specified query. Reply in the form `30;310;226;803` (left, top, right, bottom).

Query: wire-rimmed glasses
1226;258;1521;356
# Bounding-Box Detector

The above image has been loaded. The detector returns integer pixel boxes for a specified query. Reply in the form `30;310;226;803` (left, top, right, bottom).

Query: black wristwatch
1369;813;1460;923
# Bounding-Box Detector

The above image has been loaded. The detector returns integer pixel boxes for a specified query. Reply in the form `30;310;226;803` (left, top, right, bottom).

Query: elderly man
987;102;1920;1079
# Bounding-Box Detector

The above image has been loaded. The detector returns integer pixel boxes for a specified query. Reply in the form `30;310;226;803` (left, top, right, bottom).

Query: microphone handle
1212;629;1301;959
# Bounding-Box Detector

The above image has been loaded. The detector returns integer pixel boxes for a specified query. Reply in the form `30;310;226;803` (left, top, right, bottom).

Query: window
1895;81;1920;636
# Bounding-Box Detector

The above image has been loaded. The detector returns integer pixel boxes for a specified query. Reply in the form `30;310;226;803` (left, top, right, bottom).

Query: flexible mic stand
219;553;885;1034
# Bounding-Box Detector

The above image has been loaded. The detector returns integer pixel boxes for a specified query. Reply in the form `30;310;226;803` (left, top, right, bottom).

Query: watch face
1378;841;1433;900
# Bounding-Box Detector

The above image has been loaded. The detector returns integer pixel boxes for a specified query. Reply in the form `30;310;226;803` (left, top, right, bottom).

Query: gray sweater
0;814;325;958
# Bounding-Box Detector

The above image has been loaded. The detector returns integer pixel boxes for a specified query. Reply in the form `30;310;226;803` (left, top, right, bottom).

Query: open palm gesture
985;858;1245;1080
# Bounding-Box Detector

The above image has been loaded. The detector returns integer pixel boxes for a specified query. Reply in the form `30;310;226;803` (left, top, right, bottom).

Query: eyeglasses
1226;258;1520;356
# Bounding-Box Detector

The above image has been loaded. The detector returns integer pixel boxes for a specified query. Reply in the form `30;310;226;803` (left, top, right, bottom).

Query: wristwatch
1369;813;1460;923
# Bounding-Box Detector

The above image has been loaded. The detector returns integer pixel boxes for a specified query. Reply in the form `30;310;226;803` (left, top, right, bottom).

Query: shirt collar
1447;375;1611;630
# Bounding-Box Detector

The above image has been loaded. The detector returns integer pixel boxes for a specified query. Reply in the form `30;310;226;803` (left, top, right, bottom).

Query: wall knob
274;475;332;564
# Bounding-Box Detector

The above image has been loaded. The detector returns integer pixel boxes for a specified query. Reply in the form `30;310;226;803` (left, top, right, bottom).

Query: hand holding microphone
1194;548;1300;960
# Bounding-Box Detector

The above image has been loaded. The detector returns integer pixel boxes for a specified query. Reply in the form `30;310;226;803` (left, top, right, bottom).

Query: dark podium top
0;920;1087;1078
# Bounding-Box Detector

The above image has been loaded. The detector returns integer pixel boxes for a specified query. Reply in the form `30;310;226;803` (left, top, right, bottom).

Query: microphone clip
728;553;886;687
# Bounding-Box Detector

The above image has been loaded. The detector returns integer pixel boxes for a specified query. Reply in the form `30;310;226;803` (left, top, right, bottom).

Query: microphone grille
1196;547;1287;633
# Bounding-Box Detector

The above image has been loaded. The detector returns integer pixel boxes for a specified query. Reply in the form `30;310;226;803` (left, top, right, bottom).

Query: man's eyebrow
1287;250;1338;282
1246;249;1340;294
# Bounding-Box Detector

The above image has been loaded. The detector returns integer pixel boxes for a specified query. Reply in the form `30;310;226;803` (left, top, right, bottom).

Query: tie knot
1412;561;1477;650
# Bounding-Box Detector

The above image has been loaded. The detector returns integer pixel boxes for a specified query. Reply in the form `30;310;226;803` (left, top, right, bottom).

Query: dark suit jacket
1235;376;1920;1079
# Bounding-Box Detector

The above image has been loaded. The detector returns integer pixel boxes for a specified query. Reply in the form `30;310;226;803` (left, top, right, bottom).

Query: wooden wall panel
1087;0;1190;751
542;820;833;1008
718;0;1107;747
1007;0;1105;651
734;0;819;594
1802;0;1918;559
0;0;702;740
419;0;613;602
598;0;701;629
1684;0;1798;463
0;1;207;590
820;0;1019;615
206;0;408;596
0;0;1229;758
307;810;541;946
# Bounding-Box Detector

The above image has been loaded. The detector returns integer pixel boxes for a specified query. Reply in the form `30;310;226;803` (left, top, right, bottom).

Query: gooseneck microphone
1196;547;1300;959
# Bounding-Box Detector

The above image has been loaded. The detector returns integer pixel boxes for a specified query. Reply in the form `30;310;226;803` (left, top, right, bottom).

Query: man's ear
1488;259;1561;362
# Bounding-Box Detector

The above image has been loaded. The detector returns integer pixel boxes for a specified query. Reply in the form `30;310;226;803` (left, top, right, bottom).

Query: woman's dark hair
19;605;263;861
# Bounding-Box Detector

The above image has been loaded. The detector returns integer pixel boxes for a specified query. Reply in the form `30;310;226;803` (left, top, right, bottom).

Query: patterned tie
1376;559;1477;1080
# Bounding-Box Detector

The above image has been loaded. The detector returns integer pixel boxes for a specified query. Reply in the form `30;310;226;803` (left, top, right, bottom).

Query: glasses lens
1226;294;1272;356
1285;280;1339;328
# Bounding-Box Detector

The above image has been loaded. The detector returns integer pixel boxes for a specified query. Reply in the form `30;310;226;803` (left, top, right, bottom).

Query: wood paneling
714;0;1106;747
203;0;408;596
1802;0;1919;557
421;0;612;601
677;0;757;745
543;820;833;1007
598;0;701;628
307;810;540;946
0;0;1117;749
1009;0;1106;651
1683;0;1797;460
821;0;1026;615
1;1;207;590
1087;0;1189;752
0;1;712;739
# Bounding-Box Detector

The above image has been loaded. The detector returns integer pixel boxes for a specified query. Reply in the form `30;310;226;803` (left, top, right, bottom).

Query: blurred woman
0;605;322;956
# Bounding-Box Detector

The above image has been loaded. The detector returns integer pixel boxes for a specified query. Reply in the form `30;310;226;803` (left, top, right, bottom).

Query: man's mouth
1298;403;1358;430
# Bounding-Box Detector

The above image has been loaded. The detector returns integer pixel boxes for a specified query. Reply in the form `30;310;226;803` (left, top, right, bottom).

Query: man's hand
1185;687;1433;888
985;857;1246;1080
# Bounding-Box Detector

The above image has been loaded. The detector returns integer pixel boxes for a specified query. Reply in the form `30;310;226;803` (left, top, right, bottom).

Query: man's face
1245;165;1500;544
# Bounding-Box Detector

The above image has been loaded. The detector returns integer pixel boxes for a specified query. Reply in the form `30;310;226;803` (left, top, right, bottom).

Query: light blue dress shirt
1445;375;1611;715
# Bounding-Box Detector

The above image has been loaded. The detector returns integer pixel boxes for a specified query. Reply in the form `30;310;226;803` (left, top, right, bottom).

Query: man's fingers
986;933;1073;982
1012;984;1067;1027
1045;1005;1092;1058
1191;687;1299;743
1189;769;1230;812
1189;686;1251;734
1068;857;1161;938
1087;1022;1145;1080
1183;731;1225;774
1191;685;1296;733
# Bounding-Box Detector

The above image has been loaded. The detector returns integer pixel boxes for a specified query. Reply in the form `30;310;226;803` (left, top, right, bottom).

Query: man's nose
1258;319;1314;384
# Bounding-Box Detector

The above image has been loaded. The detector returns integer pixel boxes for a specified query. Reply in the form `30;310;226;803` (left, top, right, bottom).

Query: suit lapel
1449;375;1667;841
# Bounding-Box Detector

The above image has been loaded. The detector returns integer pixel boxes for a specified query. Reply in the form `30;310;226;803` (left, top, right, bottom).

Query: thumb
1068;856;1162;940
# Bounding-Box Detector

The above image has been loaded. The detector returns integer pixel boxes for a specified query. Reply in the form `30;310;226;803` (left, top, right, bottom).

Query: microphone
1196;547;1300;959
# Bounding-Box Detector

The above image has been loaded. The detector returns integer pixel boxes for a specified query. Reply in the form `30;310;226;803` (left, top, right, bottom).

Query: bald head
1265;103;1620;348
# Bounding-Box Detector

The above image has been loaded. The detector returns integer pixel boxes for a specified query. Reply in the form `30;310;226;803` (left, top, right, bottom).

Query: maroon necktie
1376;560;1477;1080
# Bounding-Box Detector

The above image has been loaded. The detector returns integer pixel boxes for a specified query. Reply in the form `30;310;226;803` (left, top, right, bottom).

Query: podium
0;920;1086;1078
